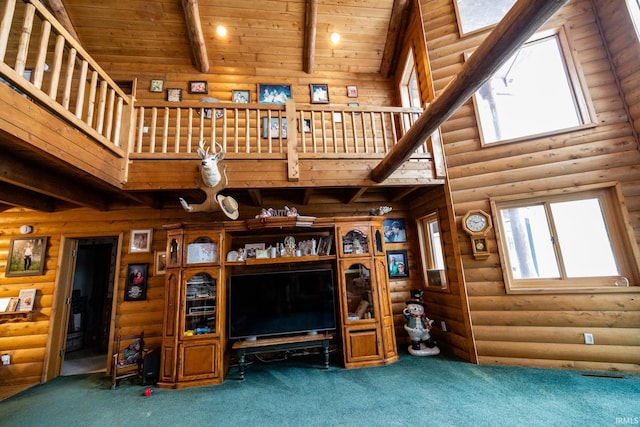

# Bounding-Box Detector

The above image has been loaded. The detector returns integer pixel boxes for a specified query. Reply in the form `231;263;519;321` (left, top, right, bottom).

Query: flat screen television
228;269;336;340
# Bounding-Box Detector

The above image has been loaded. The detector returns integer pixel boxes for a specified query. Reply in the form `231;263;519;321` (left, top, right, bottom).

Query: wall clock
462;210;493;260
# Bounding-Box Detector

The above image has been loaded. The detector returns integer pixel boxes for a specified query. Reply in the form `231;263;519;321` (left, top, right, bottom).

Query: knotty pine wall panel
421;0;640;373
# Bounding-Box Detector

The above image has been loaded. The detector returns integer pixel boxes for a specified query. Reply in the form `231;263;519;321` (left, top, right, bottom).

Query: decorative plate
226;250;239;262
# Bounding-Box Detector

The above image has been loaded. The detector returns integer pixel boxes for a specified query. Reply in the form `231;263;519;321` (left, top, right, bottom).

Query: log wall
0;198;418;387
421;0;640;373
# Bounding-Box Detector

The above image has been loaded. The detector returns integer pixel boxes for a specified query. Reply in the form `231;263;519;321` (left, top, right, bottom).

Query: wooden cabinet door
344;327;382;367
374;257;398;360
178;340;219;381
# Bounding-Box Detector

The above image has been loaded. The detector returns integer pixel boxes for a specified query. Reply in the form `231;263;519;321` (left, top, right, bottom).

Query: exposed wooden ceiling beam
390;186;419;202
0;153;109;211
181;0;209;73
371;0;569;182
44;0;80;42
0;181;56;212
302;188;313;205
248;189;262;207
346;187;368;204
380;0;411;78
303;0;318;74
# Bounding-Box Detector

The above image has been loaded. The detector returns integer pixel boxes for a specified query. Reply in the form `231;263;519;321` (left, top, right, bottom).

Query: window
627;0;640;40
472;29;594;145
399;48;421;109
492;186;639;293
417;213;447;290
454;0;516;36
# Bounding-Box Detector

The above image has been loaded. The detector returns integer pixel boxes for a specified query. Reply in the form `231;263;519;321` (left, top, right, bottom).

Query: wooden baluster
62;48;76;110
340;112;346;153
33;20;51;89
222;109;228;152
74;60;88;119
278;110;284;153
209;108;215;152
48;35;64;100
321;111;327;153
371;112;379;153
96;80;107;133
186;108;194;153
390;112;398;150
104;88;115;140
380;111;389;153
267;110;273;153
85;71;98;126
299;110;306;153
113;96;123;147
174;107;181;153
15;2;35;76
257;108;262;151
0;0;17;62
245;108;250;154
150;107;158;153
197;109;204;152
136;107;145;153
311;111;317;153
162;107;169;154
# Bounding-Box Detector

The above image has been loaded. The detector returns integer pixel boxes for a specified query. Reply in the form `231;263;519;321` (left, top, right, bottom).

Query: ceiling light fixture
330;32;340;44
216;25;227;37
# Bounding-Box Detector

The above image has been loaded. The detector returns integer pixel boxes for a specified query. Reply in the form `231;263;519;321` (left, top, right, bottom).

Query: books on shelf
0;289;36;313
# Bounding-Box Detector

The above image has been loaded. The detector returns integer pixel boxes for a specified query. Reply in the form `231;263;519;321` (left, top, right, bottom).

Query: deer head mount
179;139;239;219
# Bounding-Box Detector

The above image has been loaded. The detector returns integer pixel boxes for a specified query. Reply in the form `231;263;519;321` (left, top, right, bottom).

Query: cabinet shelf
226;254;336;266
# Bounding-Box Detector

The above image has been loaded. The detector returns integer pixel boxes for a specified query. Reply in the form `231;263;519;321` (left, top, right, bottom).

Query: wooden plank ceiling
56;0;401;75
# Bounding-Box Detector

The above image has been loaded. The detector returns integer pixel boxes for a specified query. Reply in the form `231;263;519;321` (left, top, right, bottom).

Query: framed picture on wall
232;89;250;103
387;250;409;279
383;219;407;243
166;88;182;102
130;229;152;253
125;263;148;301
155;251;167;275
6;237;49;277
188;80;208;94
150;79;164;92
310;83;329;104
258;84;291;104
262;117;287;138
347;85;358;98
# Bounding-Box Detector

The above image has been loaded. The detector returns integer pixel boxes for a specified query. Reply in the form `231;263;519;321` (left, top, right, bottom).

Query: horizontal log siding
593;0;640;140
411;186;476;362
422;0;640;373
0;199;415;387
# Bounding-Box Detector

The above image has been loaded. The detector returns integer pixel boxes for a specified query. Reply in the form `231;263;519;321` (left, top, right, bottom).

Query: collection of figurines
403;289;440;357
227;234;319;262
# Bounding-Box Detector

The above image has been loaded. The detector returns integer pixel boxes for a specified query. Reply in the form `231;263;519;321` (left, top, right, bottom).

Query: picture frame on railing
310;83;329;104
262;117;287;138
232;89;250;103
150;79;164;92
347;85;358;98
6;236;48;277
166;88;182;102
258;84;291;104
188;80;208;94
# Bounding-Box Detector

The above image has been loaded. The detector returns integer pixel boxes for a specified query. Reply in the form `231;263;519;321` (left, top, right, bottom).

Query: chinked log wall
422;0;640;373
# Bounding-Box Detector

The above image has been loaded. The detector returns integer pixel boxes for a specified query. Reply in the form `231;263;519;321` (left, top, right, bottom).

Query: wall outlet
1;354;10;365
142;126;149;134
440;320;447;332
584;333;594;345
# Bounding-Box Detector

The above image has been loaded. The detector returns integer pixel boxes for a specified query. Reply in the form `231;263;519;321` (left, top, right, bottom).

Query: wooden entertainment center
157;216;398;389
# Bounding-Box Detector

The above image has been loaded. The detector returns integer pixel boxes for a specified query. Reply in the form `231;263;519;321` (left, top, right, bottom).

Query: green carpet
1;351;639;426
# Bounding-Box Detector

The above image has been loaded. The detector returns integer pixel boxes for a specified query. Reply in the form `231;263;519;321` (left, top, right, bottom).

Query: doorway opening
61;237;118;376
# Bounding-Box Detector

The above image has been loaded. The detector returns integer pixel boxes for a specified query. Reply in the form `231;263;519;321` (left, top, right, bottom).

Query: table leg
238;350;246;380
322;340;329;369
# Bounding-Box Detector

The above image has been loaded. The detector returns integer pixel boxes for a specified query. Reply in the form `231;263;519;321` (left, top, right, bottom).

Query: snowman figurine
403;289;440;356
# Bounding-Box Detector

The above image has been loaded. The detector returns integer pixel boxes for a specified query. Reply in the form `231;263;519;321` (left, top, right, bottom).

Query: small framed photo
232;89;250;103
300;118;312;133
317;236;333;256
383;219;407;243
125;263;148;301
6;237;48;277
333;112;342;123
262;117;287;138
387;250;409;279
255;249;270;259
347;85;358;98
166;88;182;102
244;243;266;259
348;102;359;108
150;79;164;92
189;80;208;94
310;83;329;104
130;229;152;253
155;251;167;275
259;84;292;104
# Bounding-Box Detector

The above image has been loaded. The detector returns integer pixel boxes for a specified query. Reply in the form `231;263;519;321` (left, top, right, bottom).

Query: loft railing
0;0;131;156
130;101;431;159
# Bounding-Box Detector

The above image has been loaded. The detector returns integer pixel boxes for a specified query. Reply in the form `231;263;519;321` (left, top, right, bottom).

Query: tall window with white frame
492;186;640;293
417;213;447;290
471;28;595;145
454;0;516;36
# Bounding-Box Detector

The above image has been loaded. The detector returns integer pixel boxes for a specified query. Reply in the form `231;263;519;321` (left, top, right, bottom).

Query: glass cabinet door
342;262;375;321
184;271;217;335
338;228;370;257
186;236;219;265
167;233;182;268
